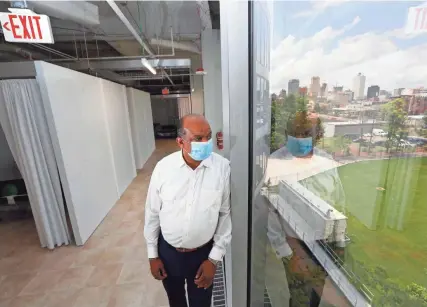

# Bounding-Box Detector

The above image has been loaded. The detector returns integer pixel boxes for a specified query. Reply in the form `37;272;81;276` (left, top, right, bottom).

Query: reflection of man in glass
265;106;347;307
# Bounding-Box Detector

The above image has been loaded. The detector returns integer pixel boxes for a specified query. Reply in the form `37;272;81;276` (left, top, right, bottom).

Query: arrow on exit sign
0;8;54;44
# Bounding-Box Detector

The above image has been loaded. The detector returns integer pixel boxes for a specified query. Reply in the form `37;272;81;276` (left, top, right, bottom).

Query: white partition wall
35;61;136;245
101;80;136;195
126;88;155;170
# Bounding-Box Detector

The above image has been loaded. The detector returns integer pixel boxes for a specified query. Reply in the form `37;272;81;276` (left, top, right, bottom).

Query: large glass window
249;1;427;306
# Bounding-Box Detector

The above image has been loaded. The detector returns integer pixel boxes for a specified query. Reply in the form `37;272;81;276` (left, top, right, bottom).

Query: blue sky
269;1;427;93
273;1;420;45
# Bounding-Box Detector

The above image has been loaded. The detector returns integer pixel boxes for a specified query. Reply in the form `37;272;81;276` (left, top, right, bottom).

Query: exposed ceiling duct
0;51;22;60
106;0;179;85
0;43;46;60
149;38;200;54
0;1;214;95
56;58;190;72
27;1;100;27
106;0;154;56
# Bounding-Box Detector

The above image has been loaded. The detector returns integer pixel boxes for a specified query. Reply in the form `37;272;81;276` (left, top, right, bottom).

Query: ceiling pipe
49;58;190;71
106;0;154;57
30;43;76;60
0;43;45;60
10;1;27;9
0;51;25;60
119;73;198;81
106;0;176;85
161;70;175;86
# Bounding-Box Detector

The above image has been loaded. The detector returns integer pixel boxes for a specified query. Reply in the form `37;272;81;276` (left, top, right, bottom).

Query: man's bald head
178;114;210;138
176;114;212;164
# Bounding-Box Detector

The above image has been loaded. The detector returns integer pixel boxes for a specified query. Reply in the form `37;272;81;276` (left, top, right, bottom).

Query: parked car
155;125;178;139
343;134;360;140
372;129;388;136
400;140;416;148
363;133;372;138
353;137;367;143
408;137;427;146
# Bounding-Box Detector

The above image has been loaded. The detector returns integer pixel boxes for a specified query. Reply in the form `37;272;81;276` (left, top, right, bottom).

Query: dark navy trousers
158;233;214;307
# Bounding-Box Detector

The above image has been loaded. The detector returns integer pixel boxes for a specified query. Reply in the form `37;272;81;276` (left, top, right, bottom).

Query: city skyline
270;1;427;94
273;72;423;98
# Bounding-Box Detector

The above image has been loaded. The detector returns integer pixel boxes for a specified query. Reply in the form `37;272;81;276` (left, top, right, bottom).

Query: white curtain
0;79;71;249
178;97;192;118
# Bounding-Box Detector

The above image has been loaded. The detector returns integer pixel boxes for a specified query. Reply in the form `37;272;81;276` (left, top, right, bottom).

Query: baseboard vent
264;288;272;307
212;261;227;307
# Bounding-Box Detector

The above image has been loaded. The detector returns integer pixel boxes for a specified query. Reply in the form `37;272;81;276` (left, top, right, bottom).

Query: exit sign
0;8;54;44
406;5;427;34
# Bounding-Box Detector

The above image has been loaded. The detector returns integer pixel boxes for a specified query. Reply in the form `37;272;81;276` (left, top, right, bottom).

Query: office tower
344;90;354;102
367;85;380;99
333;86;343;93
379;90;390;98
288;79;300;96
393;88;404;96
279;89;287;98
320;83;328;97
310;76;320;98
353;73;366;100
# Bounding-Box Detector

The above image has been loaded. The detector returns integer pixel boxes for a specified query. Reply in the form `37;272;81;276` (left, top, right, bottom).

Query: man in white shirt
144;114;231;307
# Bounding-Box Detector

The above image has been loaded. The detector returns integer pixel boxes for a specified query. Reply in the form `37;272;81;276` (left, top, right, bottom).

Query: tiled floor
0;139;179;307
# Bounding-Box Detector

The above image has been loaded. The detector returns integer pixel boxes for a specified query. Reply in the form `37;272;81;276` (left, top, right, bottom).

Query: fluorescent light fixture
141;58;156;75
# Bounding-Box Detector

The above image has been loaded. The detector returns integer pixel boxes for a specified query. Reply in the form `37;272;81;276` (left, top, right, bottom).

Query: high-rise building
333;86;343;93
344;90;354;102
353;73;366;100
393;88;404;97
310;76;320;98
367;85;380;99
288;79;300;96
320;83;328;97
379;90;391;98
279;89;287;98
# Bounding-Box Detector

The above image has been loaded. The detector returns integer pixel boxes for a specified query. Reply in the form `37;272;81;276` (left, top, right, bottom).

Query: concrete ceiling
0;0;219;95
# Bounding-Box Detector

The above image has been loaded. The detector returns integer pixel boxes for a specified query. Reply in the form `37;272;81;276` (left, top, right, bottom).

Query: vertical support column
220;1;250;306
202;29;223;154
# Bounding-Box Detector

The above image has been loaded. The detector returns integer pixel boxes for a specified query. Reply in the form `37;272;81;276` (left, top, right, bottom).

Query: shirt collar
178;151;213;169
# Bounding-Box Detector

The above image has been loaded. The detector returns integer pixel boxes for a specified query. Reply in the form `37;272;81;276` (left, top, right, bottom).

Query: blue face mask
188;139;213;161
286;136;313;157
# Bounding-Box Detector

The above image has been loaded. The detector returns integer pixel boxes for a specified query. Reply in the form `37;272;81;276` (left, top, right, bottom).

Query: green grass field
303;157;427;291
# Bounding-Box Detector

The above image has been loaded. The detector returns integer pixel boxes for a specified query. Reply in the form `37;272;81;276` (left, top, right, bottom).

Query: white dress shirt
144;151;231;261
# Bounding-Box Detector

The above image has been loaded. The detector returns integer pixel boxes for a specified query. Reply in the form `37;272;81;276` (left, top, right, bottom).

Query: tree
283;94;297;115
423;111;427;127
270;94;324;152
382;98;408;153
334;136;351;156
270;94;287;152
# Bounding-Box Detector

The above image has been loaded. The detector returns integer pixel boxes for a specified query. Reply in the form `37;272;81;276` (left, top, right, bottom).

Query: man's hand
149;258;167;280
194;260;216;289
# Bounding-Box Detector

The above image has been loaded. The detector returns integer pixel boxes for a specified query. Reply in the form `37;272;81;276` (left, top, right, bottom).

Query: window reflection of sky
270;1;427;94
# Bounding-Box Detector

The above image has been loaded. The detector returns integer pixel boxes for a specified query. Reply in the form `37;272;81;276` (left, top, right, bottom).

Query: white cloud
385;27;427;40
270;17;427;94
293;0;351;18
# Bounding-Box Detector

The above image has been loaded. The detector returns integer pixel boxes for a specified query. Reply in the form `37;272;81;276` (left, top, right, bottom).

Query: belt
175;240;213;253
